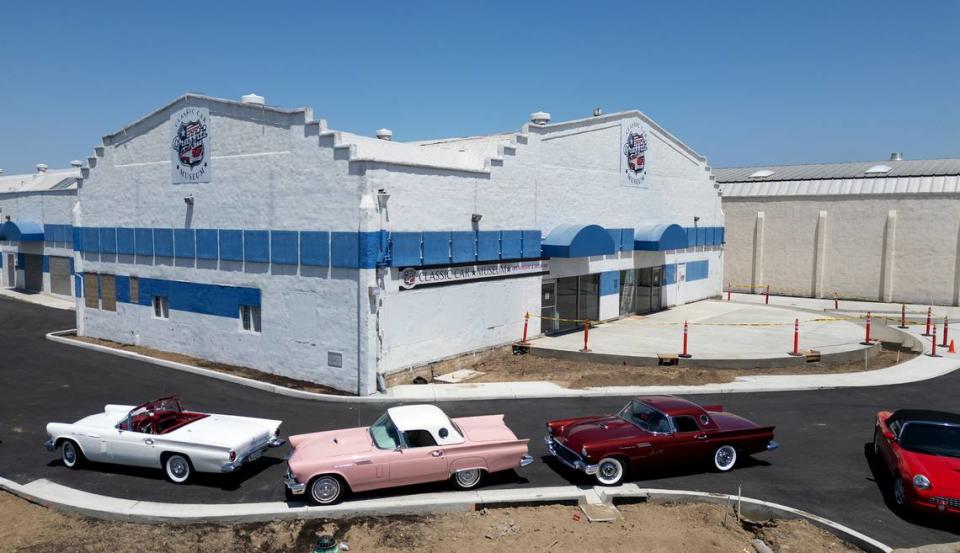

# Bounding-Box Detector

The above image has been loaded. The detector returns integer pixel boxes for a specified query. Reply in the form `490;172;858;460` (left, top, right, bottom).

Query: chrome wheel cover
455;469;481;488
62;442;76;466
311;477;341;504
167;456;190;482
596;459;623;485
715;446;736;471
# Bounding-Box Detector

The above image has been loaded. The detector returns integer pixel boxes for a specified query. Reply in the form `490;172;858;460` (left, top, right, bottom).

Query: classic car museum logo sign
400;260;549;290
622;121;649;186
171;107;212;184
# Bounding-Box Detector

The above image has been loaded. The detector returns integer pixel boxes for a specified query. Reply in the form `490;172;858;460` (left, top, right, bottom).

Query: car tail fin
703;404;724;413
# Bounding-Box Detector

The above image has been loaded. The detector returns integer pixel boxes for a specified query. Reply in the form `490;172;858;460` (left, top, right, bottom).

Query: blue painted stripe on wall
686;260;709;281
522;230;541;259
135;228;154;256
100;227;117;254
154;228;174;257
422;232;450;265
599;270;620;296
451;231;476;263
80;228;100;253
219;230;243;261
300;231;329;266
621;228;635;252
359;231;384;269
500;230;522;260
270;231;298;265
134;277;260;318
331;232;359;268
391;232;421;266
196;229;218;260
115;275;131;303
174;229;196;259
477;231;499;262
117;228;135;255
75;275;82;297
663;263;677;285
244;230;269;263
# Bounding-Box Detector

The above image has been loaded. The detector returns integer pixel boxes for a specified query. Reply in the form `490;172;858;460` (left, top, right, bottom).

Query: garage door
49;256;72;296
22;254;43;292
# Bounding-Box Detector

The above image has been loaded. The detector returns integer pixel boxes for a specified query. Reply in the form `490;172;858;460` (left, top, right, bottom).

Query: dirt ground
69;334;348;395
0;491;861;553
390;345;916;389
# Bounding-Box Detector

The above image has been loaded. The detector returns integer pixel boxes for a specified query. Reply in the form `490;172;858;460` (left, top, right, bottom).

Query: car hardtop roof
635;395;706;417
890;409;960;426
386;405;454;432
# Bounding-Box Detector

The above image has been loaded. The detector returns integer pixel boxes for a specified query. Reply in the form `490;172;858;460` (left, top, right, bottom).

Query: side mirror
882;430;895;441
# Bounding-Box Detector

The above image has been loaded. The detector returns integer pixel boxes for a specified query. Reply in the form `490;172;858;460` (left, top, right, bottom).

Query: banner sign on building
621;120;650;187
400;259;549;290
171;107;212;184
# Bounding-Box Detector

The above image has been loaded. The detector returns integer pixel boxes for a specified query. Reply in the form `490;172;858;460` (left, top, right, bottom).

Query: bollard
679;320;692;358
897;304;908;329
765;285;770;305
789;318;800;355
861;312;873;345
923;307;932;336
929;324;940;357
942;316;950;348
521;312;530;344
580;321;591;353
727;282;732;302
833;292;839;310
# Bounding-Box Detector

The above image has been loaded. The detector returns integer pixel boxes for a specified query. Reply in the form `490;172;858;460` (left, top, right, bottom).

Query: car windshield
900;423;960;458
618;400;673;434
370;413;403;450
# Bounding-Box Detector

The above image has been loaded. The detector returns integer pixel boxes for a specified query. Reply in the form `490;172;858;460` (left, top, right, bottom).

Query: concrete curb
0;476;890;552
47;328;960;403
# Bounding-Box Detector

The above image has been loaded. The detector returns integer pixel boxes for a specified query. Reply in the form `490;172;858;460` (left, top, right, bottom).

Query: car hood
904;450;960;494
288;427;376;463
165;415;276;450
555;415;640;451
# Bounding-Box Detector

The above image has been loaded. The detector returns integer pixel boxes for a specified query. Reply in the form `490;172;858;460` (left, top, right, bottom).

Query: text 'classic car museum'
66;93;724;395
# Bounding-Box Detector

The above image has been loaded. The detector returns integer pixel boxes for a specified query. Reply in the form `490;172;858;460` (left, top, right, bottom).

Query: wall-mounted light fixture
184;194;195;206
693;216;700;226
376;188;390;209
471;213;483;223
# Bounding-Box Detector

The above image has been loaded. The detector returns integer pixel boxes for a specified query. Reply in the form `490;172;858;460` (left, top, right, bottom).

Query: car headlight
913;474;931;490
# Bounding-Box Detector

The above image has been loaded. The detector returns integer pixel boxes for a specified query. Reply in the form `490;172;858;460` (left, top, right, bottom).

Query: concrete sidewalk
0;288;75;311
731;292;960;320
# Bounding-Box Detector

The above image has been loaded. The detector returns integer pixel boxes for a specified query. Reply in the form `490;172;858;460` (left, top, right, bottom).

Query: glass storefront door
650;266;663;312
619;270;638;316
556;277;580;333
540;281;558;334
620;267;665;316
551;274;601;334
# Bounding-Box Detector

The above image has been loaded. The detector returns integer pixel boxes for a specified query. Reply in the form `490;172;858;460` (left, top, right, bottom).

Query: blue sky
1;1;958;174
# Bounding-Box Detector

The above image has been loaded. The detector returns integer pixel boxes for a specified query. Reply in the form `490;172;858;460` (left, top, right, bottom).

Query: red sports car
874;409;960;516
545;395;777;485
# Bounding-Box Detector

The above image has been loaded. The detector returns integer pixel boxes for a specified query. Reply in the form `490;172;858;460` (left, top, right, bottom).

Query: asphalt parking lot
0;296;957;548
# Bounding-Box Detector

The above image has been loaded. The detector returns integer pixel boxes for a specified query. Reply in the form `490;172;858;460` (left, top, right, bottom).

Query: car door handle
144;439;154;445
86;434;100;439
696;434;708;440
431;450;444;457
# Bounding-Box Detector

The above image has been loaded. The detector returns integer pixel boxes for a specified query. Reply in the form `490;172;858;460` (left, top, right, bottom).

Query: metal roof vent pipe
530;111;551;125
376;128;393;141
36;163;48;173
240;93;265;105
0;169;4;175
593;107;603;117
889;152;903;161
70;160;83;168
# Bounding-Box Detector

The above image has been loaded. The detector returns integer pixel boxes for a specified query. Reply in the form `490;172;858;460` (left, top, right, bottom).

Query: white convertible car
44;397;284;483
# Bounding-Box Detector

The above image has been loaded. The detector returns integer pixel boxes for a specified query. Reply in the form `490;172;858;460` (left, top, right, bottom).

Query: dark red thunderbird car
545;395;777;485
874;409;960;516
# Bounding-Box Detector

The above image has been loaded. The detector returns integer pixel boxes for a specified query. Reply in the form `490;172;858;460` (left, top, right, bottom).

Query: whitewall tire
714;445;737;472
595;457;626;486
309;475;344;505
453;469;483;489
61;440;83;469
164;454;193;484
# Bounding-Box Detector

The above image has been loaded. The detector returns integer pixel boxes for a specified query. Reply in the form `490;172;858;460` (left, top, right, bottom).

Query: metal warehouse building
716;156;960;305
73;93;724;394
0;164;80;297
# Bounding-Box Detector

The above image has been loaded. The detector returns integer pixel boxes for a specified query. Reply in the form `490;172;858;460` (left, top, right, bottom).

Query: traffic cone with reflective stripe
949;340;956;354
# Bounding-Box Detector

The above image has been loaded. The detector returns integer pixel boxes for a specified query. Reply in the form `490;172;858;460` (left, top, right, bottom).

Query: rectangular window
240;305;261;333
100;274;117;312
83;272;99;309
129;276;139;304
152;295;169;319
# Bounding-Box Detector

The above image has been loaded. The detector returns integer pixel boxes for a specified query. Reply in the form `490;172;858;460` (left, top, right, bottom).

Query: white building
74;93;724;394
0;164;80;297
716;156;960;305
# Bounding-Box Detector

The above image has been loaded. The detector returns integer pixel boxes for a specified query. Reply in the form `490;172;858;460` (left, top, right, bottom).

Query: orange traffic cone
949;340;956;354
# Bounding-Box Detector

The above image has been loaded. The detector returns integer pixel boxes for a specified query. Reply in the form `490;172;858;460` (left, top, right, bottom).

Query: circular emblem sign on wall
400;267;418;290
170;107;212;184
622;121;649;186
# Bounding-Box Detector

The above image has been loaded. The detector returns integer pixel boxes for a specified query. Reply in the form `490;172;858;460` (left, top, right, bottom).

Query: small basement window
152;296;169;319
240;305;261;333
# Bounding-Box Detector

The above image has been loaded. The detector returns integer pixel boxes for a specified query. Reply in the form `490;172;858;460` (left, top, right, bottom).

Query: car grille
550;438;583;466
929;496;960;509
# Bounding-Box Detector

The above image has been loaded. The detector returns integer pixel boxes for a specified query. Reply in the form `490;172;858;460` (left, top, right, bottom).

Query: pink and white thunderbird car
284;405;533;504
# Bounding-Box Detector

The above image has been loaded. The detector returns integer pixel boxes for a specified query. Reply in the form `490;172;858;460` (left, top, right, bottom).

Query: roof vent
749;169;775;179
889;152;903;161
530;111;551;125
240;93;265;105
0;169;4;175
865;164;892;174
593;107;603;117
36;163;48;173
70;160;83;168
375;128;393;141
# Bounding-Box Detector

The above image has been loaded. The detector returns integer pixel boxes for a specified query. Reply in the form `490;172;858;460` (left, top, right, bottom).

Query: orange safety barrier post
861;312;873;345
897;304;908;329
929;323;940;357
949;340;956;354
941;316;950;348
580;321;591;353
679;320;692;358
520;312;530;344
923;307;933;336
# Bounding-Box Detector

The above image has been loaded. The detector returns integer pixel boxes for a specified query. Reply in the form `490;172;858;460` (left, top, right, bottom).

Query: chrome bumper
284;466;306;495
544;436;598;475
221;439;284;472
268;438;286;448
767;440;779;451
520;454;534;467
43;438;55;452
